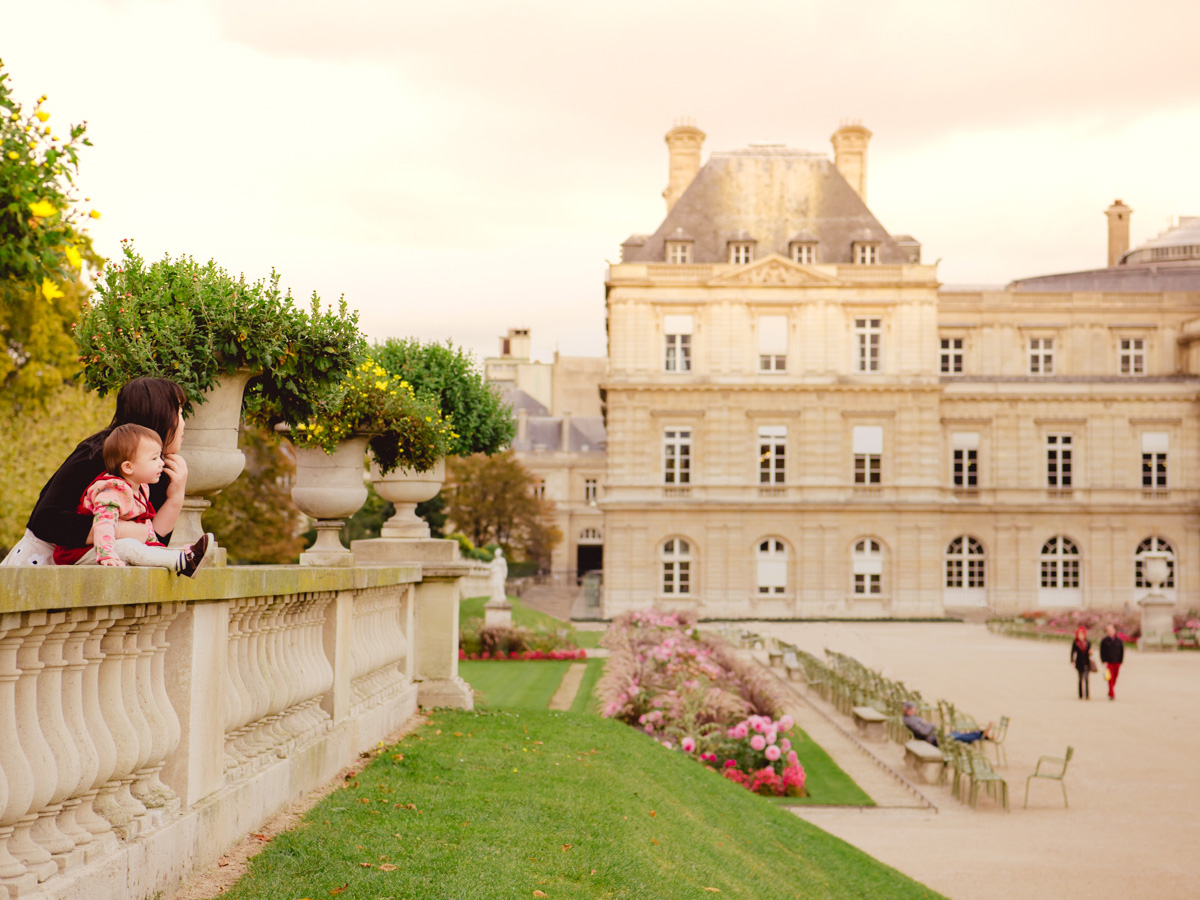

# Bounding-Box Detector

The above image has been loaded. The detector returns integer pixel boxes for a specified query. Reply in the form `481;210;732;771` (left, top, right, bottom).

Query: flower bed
459;619;585;660
597;609;803;796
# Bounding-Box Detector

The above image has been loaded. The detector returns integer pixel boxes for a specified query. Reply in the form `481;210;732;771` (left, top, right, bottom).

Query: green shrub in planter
75;242;363;424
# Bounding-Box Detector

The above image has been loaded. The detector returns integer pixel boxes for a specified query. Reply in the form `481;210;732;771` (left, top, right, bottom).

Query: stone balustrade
0;559;473;900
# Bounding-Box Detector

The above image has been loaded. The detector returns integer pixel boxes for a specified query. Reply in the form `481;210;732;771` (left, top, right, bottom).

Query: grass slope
786;728;874;807
461;595;567;633
569;658;607;715
459;660;573;709
217;710;944;900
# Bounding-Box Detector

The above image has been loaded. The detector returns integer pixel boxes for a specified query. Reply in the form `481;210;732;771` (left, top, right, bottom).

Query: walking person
1099;623;1124;700
1070;626;1094;700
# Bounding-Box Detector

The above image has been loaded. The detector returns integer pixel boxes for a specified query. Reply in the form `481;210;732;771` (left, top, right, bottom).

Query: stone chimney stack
830;121;872;203
560;411;572;452
1105;199;1132;267
663;119;706;212
516;407;529;444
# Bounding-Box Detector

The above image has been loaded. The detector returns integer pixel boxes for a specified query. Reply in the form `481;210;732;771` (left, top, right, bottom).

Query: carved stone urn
370;457;445;539
1137;550;1177;651
291;434;370;566
170;369;255;549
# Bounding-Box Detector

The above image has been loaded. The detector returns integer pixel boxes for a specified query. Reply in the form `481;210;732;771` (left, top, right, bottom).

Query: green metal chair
1024;746;1074;808
969;753;1010;811
987;715;1010;768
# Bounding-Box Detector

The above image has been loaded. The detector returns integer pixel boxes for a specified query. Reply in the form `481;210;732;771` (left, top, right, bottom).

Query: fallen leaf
379;863;398;872
359;862;373;868
533;892;548;898
217;857;229;868
649;810;656;817
561;844;572;852
703;888;721;893
651;838;660;845
251;833;270;842
391;754;404;761
590;869;597;875
329;885;347;896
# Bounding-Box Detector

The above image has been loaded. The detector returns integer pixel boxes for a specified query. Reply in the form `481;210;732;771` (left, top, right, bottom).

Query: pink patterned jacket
52;474;159;566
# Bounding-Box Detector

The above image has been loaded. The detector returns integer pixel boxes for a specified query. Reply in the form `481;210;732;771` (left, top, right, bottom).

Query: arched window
756;539;787;595
662;539;691;595
1039;536;1082;607
945;536;986;588
852;539;883;596
1135;536;1176;589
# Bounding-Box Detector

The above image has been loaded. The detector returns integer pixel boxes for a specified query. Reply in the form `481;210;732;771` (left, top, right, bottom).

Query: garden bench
782;649;805;682
767;641;784;668
903;739;945;784
851;706;888;742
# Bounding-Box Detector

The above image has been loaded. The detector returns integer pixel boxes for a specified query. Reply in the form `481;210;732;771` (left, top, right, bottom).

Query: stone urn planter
371;457;445;539
170;369;256;549
291;434;371;566
1138;550;1177;651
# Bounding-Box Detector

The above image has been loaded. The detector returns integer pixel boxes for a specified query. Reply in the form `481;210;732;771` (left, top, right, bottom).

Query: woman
1070;626;1093;700
1;377;189;566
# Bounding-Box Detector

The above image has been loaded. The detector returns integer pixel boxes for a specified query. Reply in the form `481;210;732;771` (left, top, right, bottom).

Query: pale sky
5;0;1200;364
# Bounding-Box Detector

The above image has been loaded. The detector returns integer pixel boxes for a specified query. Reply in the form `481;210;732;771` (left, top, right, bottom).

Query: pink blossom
724;759;738;768
644;724;654;734
661;741;673;750
731;723;748;739
766;730;778;745
765;744;781;761
779;715;794;732
780;738;792;752
750;735;766;751
681;737;696;753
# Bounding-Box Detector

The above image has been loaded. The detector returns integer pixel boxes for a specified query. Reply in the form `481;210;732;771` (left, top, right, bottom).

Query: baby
59;423;212;576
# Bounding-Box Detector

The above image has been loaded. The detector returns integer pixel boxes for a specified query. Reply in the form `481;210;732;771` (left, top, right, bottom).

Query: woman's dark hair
108;377;187;447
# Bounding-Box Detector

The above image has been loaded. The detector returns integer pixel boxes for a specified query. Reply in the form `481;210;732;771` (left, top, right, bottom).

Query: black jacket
1070;639;1092;672
27;433;172;549
1100;635;1125;664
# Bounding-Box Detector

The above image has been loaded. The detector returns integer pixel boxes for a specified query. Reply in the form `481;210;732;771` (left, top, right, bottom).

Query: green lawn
569;658;607;715
214;709;945;900
461;594;567;633
779;728;874;806
460;659;574;709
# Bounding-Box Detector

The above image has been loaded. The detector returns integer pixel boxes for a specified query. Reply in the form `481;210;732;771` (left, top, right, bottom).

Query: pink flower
780;739;792;752
724;759;738;768
661;741;673;750
779;715;794;732
681;737;696;753
731;723;749;739
766;730;778;745
765;745;781;761
750;735;766;751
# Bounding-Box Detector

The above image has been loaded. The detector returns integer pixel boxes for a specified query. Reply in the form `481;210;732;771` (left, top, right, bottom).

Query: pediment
706;254;841;287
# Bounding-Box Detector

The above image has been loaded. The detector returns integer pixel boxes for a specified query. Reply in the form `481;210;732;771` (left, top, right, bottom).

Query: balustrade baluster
224;600;254;772
130;604;182;816
74;609;119;850
118;615;154;833
94;616;144;839
0;616;43;892
57;613;98;860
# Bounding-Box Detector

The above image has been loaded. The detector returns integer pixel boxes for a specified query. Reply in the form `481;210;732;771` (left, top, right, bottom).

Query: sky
4;0;1200;364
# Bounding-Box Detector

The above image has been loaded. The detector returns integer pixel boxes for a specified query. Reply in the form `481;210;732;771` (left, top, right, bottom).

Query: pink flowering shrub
596;609;802;796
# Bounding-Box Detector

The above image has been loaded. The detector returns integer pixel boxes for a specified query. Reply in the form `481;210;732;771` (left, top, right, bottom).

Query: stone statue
489;548;508;604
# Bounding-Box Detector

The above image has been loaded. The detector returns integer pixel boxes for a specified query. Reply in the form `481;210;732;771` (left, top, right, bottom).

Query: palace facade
600;122;1200;618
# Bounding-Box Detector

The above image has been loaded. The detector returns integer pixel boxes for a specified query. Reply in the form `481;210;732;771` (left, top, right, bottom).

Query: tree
0;60;100;408
444;451;561;569
204;424;306;564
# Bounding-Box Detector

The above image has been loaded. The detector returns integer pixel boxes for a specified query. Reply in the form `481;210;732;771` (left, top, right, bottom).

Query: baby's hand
99;557;126;567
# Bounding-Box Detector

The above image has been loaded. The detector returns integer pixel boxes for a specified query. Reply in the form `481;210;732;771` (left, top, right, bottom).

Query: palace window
1142;432;1168;490
1046;434;1072;488
853;425;883;485
945;536;986;589
758;425;786;484
952;432;979;488
1120;338;1145;374
729;242;754;265
855;318;881;372
756;539;787;595
663;314;693;372
853;242;880;265
665;241;693;264
532;479;546;500
1040;536;1080;589
758;315;788;372
940;337;963;374
662;539;691;594
663;429;691;485
852;539;883;595
584;478;599;502
1029;338;1054;375
791;243;816;265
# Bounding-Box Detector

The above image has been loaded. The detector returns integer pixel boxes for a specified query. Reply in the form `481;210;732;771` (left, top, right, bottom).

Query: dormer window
854;242;880;265
790;242;817;265
665;240;693;264
729;242;754;265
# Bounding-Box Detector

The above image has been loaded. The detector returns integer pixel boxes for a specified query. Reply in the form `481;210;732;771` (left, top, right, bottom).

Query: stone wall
0;563;471;899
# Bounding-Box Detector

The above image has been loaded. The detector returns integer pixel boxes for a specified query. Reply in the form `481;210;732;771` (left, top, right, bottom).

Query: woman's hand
162;453;189;499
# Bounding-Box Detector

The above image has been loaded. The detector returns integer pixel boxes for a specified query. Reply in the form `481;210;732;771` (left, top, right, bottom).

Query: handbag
1088;658;1098;673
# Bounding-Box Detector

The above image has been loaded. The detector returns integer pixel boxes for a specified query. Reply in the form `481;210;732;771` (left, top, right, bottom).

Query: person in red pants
1099;623;1124;700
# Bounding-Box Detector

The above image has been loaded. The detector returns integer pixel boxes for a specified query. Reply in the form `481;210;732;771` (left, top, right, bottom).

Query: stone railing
0;558;473;900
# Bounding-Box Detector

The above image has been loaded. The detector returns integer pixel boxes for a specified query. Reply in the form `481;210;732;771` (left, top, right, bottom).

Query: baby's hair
103;423;162;475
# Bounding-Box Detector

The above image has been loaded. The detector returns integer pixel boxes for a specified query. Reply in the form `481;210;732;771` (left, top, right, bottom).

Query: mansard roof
622;146;909;265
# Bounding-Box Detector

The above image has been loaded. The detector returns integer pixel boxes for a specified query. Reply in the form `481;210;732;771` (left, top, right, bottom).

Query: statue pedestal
1138;593;1178;652
483;598;513;628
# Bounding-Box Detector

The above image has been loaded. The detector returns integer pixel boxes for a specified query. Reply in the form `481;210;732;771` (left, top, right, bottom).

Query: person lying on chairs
902;702;995;747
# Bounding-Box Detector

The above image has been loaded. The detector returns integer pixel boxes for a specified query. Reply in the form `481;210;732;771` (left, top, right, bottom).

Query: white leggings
75;539;184;571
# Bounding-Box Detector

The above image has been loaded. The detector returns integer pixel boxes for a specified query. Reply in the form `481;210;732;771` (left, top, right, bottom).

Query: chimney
663;119;706;212
560;411;572;452
516;407;529;444
1105;199;1132;267
830;121;872;203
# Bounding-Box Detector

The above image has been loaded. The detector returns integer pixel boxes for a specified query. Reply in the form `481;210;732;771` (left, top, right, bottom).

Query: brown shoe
179;533;214;578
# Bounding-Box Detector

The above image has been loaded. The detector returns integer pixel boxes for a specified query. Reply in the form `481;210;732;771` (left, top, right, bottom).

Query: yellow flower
35;110;49;122
64;244;82;269
6;151;17;160
28;199;56;217
41;278;64;300
89;210;101;219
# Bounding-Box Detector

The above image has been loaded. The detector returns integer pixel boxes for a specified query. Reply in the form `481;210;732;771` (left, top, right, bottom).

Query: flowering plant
75;242;364;426
708;715;806;797
286;360;453;475
371;338;514;456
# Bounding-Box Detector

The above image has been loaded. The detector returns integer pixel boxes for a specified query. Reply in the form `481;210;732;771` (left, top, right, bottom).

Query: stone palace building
599;120;1200;619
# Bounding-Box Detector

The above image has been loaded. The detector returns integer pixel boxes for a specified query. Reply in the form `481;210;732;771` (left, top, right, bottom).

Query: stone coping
0;563;422;613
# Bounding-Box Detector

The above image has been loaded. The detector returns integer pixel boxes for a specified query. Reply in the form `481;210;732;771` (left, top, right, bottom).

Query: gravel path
752;622;1200;900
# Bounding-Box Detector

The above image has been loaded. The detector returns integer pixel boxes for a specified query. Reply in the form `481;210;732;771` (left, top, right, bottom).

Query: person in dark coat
1099;623;1125;700
1070;626;1093;700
